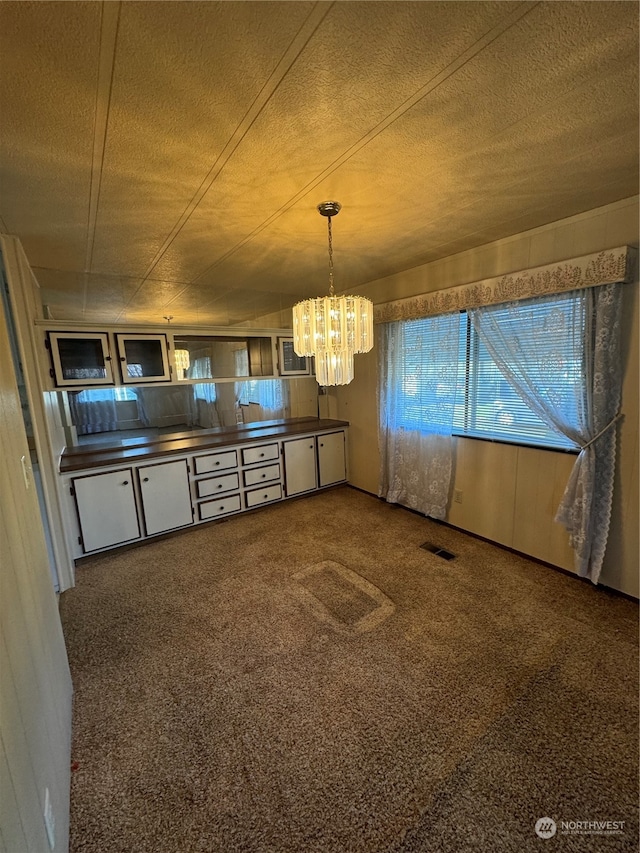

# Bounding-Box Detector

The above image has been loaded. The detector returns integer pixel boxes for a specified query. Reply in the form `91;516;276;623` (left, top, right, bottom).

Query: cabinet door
116;334;171;384
48;332;114;386
138;459;193;536
283;437;317;496
73;469;140;552
317;431;346;487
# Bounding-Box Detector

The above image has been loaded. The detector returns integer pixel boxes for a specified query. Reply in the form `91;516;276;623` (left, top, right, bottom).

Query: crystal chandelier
174;349;190;371
292;202;373;386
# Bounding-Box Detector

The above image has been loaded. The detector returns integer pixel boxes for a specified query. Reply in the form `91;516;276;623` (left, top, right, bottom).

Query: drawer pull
261;473;266;478
260;452;265;457
264;493;268;499
215;460;220;466
217;483;223;489
220;505;225;510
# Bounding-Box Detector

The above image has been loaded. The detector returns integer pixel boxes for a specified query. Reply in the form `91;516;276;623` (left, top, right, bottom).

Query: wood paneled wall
0;285;73;850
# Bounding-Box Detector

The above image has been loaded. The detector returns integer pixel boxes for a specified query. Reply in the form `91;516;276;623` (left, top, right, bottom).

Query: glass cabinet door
48;332;114;386
116;334;171;384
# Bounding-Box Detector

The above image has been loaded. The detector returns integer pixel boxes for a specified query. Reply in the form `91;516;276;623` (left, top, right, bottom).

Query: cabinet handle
220;505;225;510
309;444;313;449
217;484;223;489
320;443;324;447
215;461;220;466
122;480;129;486
261;473;266;478
143;477;149;482
260;452;265;457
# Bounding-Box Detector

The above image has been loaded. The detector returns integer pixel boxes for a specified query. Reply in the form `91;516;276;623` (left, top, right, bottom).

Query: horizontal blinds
393;299;582;451
461;297;582;450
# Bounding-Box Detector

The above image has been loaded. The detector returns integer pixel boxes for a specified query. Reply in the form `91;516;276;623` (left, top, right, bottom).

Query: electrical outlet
453;489;463;504
43;787;55;850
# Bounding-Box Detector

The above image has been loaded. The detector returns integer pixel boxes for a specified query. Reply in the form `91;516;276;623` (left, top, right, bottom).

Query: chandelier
174;349;190;371
292;202;373;386
174;348;190;379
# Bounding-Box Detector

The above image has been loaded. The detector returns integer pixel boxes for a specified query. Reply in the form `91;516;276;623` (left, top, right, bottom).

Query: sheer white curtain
193;383;220;428
68;389;118;434
469;284;623;583
136;386;197;428
235;380;288;420
378;315;461;519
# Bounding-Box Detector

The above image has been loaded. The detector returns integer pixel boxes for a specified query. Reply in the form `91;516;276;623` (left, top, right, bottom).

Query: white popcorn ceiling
0;1;637;325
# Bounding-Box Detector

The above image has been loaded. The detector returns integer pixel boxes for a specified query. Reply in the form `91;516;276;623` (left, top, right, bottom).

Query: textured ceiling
0;1;638;326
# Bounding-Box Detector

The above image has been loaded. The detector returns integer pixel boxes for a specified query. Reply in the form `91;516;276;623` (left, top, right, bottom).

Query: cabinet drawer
242;443;279;466
194;450;238;475
245;483;282;508
198;494;242;520
243;463;280;487
196;472;239;498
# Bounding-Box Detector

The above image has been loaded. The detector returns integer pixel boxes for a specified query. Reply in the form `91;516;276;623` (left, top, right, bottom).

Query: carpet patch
292;560;395;633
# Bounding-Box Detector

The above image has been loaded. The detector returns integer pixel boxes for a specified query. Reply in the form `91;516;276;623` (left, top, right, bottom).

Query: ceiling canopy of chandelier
292;202;374;386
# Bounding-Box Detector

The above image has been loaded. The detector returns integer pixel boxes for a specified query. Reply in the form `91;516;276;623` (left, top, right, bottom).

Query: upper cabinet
47;332;114;386
43;326;300;388
46;331;171;387
115;334;171;384
278;337;312;376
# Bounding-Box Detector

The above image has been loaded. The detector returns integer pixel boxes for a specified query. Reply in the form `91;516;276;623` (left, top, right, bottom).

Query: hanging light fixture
174;349;190;372
292;202;373;386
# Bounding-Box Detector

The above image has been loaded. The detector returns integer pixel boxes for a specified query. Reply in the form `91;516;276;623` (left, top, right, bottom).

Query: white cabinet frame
115;333;171;384
48;331;114;387
72;468;141;552
317;431;347;486
138;459;193;536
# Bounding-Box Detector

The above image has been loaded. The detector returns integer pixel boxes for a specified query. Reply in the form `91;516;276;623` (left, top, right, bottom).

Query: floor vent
420;542;456;560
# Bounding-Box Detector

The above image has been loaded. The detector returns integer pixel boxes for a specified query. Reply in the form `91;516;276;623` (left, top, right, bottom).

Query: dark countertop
59;417;349;473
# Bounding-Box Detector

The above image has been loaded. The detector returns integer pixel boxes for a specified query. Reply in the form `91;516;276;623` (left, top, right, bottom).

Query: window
236;379;286;413
395;298;583;451
75;387;137;403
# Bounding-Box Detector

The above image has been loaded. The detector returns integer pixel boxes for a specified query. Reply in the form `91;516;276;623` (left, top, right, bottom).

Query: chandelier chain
327;215;334;296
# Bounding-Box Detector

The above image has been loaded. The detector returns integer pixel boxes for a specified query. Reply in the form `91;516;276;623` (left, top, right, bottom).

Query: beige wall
334;197;639;597
0;289;73;852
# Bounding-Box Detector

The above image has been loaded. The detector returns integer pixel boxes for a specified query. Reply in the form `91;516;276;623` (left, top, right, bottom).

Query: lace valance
374;245;636;324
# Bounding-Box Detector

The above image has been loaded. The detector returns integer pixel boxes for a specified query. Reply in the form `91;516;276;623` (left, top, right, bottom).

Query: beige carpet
59;487;639;852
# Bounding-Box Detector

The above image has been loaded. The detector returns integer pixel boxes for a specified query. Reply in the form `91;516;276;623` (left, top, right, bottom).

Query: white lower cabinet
317;431;347;486
138;459;193;536
67;425;347;556
283;437;317;496
72;468;141;552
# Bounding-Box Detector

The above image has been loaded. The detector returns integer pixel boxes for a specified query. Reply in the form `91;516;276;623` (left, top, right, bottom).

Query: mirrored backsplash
64;378;319;447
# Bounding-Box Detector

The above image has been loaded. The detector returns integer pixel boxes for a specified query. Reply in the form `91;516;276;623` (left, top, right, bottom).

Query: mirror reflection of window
65;378;316;446
173;335;273;379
